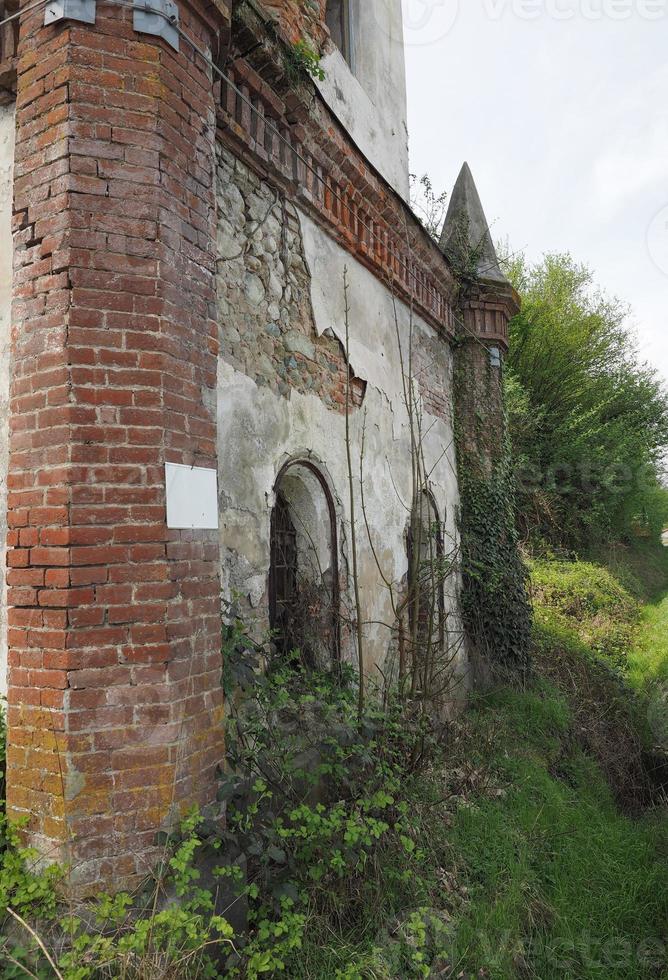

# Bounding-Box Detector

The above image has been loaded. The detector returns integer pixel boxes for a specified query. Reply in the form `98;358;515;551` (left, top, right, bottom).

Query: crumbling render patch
299;207;452;424
216;145;367;412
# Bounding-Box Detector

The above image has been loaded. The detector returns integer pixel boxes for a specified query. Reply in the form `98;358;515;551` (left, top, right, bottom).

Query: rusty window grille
407;491;446;656
269;461;341;668
269;490;298;656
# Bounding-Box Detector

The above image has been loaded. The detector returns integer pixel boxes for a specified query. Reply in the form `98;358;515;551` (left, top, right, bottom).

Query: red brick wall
258;0;328;47
7;0;228;890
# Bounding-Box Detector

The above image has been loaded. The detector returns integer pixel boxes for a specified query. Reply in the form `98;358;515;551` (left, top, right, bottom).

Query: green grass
628;590;668;759
445;686;667;979
529;558;640;670
530;548;667;755
3;554;665;979
591;540;668;602
629;592;668;691
287;554;668;979
286;677;667;979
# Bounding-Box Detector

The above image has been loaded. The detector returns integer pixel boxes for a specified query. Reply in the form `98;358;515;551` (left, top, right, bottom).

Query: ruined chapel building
0;0;518;889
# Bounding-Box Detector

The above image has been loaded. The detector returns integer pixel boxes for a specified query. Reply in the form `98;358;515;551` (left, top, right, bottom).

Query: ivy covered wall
454;303;532;681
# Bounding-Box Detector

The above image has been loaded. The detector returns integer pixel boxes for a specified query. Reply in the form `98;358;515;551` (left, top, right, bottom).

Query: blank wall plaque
165;463;219;530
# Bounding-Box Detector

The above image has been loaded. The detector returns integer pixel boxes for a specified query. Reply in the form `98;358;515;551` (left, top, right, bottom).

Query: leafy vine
457;442;532;678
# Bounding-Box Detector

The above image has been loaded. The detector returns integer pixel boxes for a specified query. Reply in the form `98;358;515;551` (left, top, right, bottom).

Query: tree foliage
504;252;668;550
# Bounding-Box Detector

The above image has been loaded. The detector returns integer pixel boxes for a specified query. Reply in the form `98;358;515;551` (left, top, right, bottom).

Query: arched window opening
407;491;446;681
269;461;340;669
326;0;354;68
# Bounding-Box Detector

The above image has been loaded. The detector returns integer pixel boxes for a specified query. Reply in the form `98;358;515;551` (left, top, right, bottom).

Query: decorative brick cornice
459;282;520;352
216;12;459;339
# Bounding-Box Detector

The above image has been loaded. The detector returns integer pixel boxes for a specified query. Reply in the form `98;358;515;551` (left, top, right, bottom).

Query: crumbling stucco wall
216;145;468;696
317;0;409;199
0;103;14;698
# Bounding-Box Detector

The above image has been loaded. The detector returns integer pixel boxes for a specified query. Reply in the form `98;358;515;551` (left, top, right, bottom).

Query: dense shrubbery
2;620;666;978
0;650;463;979
530;559;640;669
504;252;668;552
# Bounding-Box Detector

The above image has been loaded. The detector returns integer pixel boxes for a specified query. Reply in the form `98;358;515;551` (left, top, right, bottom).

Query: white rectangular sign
165;462;219;530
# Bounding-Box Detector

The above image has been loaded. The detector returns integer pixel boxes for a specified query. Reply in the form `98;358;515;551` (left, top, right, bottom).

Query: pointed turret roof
439;162;507;285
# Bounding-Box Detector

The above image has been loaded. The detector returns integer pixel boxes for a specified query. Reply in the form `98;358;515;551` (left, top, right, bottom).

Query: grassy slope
290;550;668;979
629;593;668;692
445;686;667;979
292;681;667;980
592;541;668;695
452;690;668;980
444;547;668;978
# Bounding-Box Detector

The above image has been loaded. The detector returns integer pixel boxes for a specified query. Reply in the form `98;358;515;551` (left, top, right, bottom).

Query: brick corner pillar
6;0;230;891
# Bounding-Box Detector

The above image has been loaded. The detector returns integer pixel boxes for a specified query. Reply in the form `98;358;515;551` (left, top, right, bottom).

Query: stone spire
439;162;507;285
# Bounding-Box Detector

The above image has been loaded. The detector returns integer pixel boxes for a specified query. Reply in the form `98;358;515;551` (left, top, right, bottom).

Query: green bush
530;558;639;668
505;252;668;552
0;700;5;821
1;612;665;979
0;650;450;979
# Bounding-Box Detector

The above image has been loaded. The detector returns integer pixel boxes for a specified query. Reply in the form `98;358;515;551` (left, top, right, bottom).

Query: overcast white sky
402;0;668;385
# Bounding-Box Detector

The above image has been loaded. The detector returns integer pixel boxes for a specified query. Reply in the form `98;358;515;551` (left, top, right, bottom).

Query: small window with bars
269;463;340;669
269;491;298;656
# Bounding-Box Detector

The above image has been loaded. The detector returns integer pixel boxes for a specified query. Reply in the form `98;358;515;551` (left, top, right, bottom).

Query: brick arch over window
269;460;340;668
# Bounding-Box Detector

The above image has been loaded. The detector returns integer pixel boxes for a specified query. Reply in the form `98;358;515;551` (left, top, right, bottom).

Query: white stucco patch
0;103;15;699
299;208;413;400
316;0;409;199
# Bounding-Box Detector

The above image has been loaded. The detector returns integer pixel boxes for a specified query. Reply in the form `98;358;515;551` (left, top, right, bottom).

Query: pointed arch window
326;0;354;69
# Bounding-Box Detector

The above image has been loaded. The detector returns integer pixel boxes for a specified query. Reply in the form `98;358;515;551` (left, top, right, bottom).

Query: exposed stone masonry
216;45;458;339
217;144;365;410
